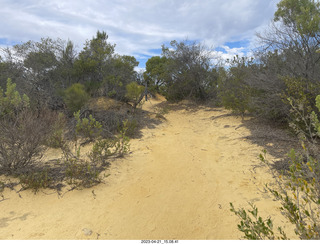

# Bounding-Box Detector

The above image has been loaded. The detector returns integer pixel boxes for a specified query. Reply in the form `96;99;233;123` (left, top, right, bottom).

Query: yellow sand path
0;97;294;240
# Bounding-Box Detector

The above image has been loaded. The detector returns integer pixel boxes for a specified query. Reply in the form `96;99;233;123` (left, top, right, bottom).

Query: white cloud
0;0;280;66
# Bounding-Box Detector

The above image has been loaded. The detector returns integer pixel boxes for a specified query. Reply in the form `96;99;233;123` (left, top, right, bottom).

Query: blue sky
0;0;280;70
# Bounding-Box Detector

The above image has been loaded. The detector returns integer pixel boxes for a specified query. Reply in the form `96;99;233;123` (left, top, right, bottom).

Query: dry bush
0;109;59;173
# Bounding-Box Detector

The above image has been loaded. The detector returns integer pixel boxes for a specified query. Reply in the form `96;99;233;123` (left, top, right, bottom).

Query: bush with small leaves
74;110;102;141
63;83;90;113
45;112;67;148
18;168;52;194
231;95;320;240
0;109;59;173
115;119;131;157
261;148;320;240
230;202;287;240
89;139;116;165
0;78;30;118
125;81;145;109
0;180;5;200
122;118;138;138
64;158;101;188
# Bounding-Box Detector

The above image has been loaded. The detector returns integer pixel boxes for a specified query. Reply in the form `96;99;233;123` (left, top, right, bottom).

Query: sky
0;0;280;70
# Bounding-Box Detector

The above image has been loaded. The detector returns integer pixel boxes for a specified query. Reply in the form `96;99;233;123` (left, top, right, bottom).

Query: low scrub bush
64;158;101;188
18;168;52;193
0;109;58;173
264;148;320;239
218;73;252;118
0;180;5;200
0;79;60;173
0;78;30;118
89;139;116;165
120;118;138;138
125;81;145;109
231;95;320;240
230;202;287;240
74;110;102;141
115;119;131;157
58;112;130;189
46;112;67;148
63;83;90;113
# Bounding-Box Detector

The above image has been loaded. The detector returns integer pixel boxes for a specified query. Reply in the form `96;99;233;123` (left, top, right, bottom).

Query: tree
5;38;68;110
74;31;115;95
245;0;320;122
160;40;217;101
55;40;78;90
104;54;139;100
144;56;169;92
218;56;253;118
257;0;320;82
125;82;145;110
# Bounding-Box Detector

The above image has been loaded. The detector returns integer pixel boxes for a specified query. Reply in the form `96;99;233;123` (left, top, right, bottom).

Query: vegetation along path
0;96;295;240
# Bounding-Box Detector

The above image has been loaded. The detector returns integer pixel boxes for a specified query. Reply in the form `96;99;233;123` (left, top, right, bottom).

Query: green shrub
18;168;52;194
230;202;287;240
218;77;252;119
74;110;102;140
115;119;131;157
58;111;103;160
89;139;115;164
125;81;145;109
64;158;101;188
231;95;320;240
0;180;5;200
63;83;90;113
120;118;138;138
261;147;320;240
0;78;30;118
46;112;67;148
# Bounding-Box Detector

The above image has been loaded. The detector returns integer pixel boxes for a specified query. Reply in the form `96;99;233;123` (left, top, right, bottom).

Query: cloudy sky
0;0;280;69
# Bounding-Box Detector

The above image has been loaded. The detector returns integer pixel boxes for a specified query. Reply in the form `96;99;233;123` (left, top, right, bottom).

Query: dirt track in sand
0;96;296;240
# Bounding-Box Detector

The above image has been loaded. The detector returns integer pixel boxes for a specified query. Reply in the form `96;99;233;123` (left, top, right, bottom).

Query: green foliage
160;40;217;101
218;57;253;118
0;78;30;117
144;56;169;92
287;97;318;142
230;202;287;240
57;111;102;161
283;77;317;106
74;31;116;96
261;147;320;239
247;95;320;239
18;168;52;194
285;80;320;141
125;82;145;109
115;119;131;157
64;158;101;188
231;95;320;240
282;76;320;124
74;111;102;140
124;118;138;138
274;0;320;36
46;112;67;148
63;83;90;113
0;180;5;200
58;112;104;189
89;139;116;164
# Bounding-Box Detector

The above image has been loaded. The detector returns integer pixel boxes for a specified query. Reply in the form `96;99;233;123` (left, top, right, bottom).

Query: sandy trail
0;97;294;240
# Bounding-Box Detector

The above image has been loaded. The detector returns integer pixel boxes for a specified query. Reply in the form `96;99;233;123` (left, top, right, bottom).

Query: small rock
82;228;93;236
